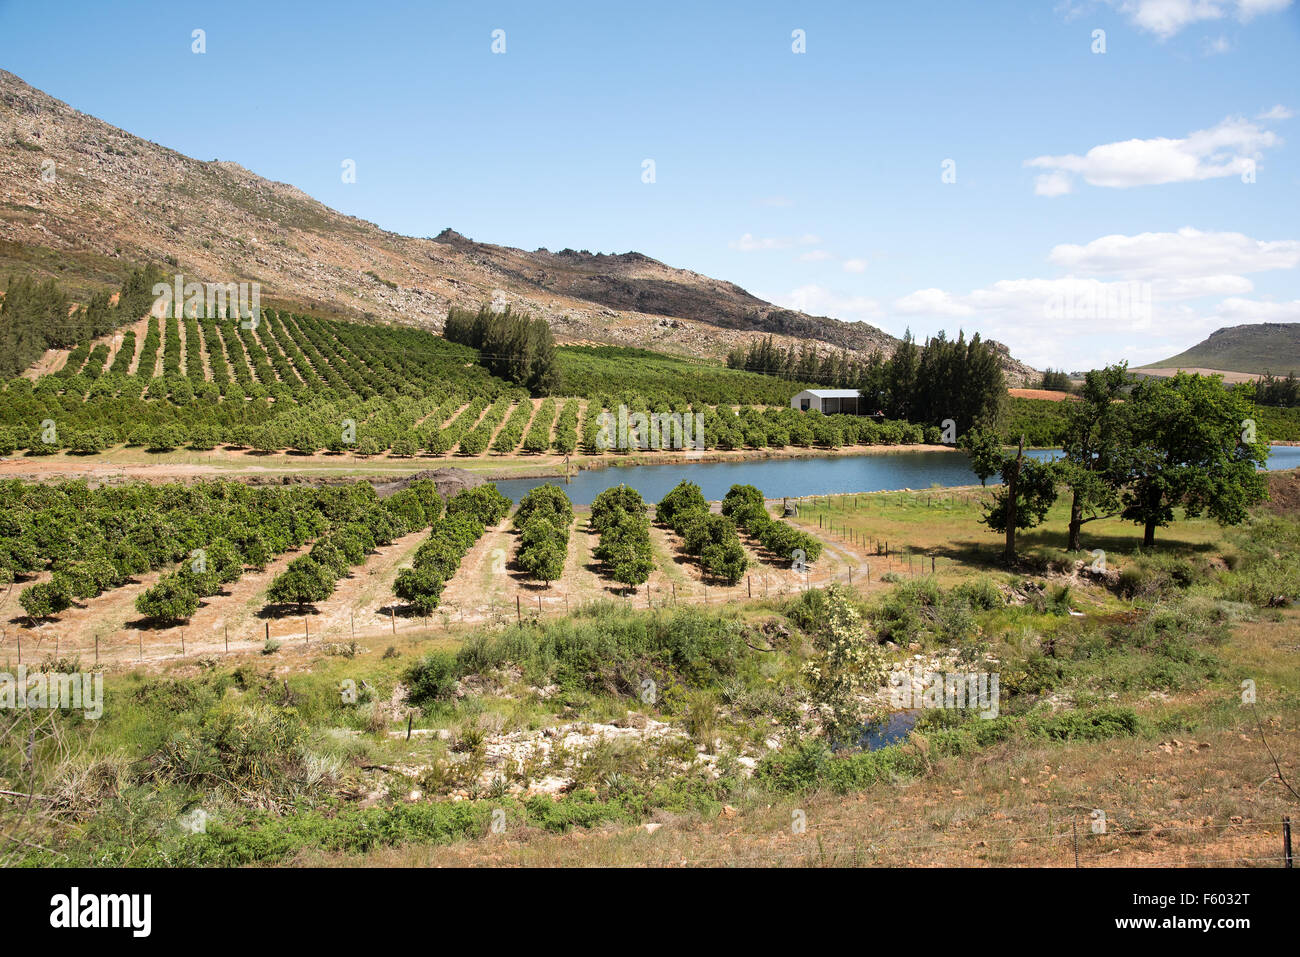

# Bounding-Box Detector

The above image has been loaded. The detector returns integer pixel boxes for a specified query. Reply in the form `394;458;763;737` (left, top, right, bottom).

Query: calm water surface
493;445;1300;506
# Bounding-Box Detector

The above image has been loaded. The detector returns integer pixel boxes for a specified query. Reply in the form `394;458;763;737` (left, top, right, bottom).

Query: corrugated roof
800;389;862;398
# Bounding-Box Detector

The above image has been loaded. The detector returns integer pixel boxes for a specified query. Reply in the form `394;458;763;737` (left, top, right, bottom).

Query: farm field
2;271;950;462
3;467;1298;869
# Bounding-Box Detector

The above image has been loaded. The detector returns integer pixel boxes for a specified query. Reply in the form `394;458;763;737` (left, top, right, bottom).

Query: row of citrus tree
512;485;573;584
5;480;415;623
393;485;513;615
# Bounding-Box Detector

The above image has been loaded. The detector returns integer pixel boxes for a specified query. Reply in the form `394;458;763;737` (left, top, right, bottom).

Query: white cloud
895;288;976;317
1048;227;1300;278
1117;0;1230;39
1026;116;1277;194
882;226;1300;369
799;249;832;262
1202;35;1232;54
1154;275;1255;297
730;233;789;252
1033;171;1074;197
1212;297;1300;322
842;258;868;273
768;285;884;322
1237;0;1294;22
1107;0;1293;39
1258;104;1294;120
729;232;821;252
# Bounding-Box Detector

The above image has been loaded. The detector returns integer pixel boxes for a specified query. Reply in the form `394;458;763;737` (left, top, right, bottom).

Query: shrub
406;651;459;705
135;573;200;623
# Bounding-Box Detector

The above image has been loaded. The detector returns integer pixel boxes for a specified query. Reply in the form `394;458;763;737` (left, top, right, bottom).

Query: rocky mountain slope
0;69;1036;382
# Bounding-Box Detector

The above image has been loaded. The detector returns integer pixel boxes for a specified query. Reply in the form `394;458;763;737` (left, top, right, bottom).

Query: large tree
1060;364;1129;551
982;438;1059;563
959;427;1003;486
1120;372;1269;547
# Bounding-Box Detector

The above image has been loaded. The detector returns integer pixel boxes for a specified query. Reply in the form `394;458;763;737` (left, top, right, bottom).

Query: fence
0;487;996;668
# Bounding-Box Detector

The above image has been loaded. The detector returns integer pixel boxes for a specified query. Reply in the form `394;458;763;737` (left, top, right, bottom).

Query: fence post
516;596;521;623
265;621;270;643
1286;817;1294;869
224;626;228;653
391;608;396;634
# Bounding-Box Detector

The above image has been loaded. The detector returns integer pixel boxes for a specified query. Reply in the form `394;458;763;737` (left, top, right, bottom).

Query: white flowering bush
801;585;888;739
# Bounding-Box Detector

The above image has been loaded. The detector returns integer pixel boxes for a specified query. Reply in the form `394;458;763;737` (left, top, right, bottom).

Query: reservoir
494;444;1300;506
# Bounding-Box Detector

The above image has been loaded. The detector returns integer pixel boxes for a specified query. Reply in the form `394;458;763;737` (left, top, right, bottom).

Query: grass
788;486;1227;584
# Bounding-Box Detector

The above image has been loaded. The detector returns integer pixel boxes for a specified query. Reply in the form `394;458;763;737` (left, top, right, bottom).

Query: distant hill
0;69;1039;384
1140;323;1300;377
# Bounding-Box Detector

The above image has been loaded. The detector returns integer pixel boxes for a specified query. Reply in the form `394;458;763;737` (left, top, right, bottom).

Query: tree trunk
1004;437;1023;563
1067;490;1083;552
1142;488;1160;548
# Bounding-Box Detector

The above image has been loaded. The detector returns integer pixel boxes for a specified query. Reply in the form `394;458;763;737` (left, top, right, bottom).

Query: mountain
0;69;1036;382
1140;323;1300;377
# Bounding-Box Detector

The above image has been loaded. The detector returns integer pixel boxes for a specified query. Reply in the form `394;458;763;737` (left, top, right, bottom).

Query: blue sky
1;0;1297;370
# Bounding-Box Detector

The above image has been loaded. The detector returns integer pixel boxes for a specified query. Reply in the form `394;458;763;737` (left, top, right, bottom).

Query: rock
643;822;662;834
372;468;484;500
722;805;737;818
